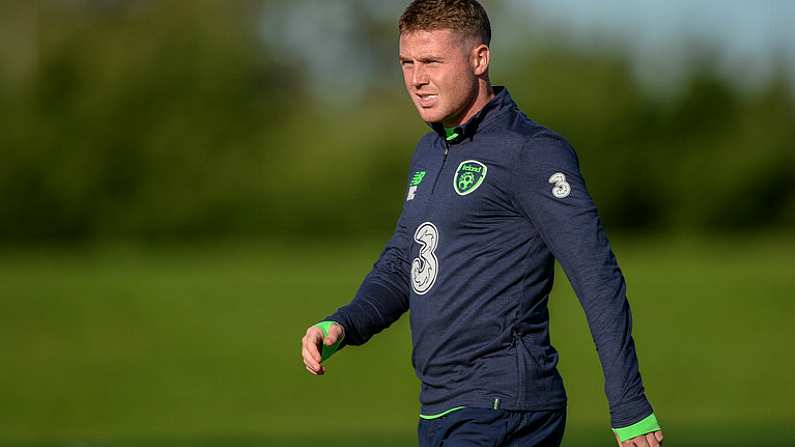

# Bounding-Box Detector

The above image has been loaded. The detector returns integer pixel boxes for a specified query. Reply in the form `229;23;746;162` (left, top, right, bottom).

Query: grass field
1;235;793;446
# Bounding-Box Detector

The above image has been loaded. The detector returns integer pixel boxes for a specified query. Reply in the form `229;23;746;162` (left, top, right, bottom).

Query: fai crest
453;160;487;196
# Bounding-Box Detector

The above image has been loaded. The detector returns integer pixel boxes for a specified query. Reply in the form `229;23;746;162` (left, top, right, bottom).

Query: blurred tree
0;1;792;245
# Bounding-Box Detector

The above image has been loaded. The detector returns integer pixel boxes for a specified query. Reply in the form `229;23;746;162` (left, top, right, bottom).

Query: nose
412;64;429;88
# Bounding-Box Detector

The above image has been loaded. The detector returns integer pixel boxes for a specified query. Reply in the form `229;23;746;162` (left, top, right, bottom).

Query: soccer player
300;1;664;446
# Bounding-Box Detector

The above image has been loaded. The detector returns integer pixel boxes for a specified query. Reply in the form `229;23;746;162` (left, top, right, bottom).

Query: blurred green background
1;1;794;446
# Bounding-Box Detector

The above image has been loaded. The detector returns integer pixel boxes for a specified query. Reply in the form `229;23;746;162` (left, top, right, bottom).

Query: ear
471;43;490;77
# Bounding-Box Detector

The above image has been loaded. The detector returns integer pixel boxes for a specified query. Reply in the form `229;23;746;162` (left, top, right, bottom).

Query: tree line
1;2;792;244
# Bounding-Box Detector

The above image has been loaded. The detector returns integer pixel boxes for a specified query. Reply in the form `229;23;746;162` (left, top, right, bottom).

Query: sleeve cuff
313;320;345;362
612;412;661;443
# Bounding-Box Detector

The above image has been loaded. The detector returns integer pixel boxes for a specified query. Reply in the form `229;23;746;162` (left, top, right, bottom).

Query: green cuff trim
312;321;344;362
419;406;466;420
612;413;661;442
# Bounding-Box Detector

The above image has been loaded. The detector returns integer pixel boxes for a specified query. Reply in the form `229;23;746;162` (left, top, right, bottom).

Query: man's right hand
301;322;344;375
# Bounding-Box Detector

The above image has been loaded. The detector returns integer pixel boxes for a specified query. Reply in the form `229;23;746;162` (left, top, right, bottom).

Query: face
399;29;486;127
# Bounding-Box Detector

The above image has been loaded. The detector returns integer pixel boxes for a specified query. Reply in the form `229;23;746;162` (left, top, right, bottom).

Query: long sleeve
321;191;412;348
511;134;653;428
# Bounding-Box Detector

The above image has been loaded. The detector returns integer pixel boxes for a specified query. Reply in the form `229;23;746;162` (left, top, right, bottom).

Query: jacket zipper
512;330;525;404
430;140;450;194
514;329;543;390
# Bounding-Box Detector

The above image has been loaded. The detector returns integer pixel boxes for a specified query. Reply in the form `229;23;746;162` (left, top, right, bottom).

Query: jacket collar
428;86;514;144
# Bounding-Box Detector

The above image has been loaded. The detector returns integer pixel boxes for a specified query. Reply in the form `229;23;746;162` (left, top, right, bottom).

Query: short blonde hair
399;0;492;45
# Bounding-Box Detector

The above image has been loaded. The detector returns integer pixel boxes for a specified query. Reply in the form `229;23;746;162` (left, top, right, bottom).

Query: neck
442;80;495;128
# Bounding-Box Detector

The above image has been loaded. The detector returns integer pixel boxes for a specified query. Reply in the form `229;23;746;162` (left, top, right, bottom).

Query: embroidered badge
453;160;487;196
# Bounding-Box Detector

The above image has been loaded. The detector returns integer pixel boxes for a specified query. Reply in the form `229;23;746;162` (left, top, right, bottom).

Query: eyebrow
399;56;444;63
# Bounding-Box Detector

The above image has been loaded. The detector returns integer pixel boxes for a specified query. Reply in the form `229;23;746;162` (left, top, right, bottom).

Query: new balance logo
407;170;426;201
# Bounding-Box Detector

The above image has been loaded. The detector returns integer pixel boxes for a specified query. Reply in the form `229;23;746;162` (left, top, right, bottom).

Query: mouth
416;93;438;107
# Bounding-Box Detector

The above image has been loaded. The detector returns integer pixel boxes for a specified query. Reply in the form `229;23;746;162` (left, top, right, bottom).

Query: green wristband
612;413;661;443
312;321;344;362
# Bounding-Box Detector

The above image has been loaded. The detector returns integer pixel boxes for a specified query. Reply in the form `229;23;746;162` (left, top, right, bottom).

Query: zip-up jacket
322;86;654;429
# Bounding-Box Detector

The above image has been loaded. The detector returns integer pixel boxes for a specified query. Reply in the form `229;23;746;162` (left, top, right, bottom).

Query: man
300;1;664;446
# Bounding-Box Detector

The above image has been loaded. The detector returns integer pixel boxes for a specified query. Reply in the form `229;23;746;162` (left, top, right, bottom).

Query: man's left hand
615;429;663;447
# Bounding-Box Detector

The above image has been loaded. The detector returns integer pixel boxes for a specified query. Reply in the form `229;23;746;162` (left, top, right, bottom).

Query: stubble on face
399;29;481;127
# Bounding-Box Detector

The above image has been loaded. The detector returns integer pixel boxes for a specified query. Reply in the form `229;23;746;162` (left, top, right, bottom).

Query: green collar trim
444;127;461;142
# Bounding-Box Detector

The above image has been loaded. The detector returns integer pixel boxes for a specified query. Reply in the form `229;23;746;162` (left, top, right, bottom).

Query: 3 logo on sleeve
548;172;571;199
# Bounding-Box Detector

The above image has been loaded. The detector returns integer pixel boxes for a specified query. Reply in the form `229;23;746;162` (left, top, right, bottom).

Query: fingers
305;326;323;359
616;429;663;447
301;327;325;374
323;323;345;346
302;344;325;374
304;362;325;375
644;432;660;447
301;342;320;369
304;363;325;375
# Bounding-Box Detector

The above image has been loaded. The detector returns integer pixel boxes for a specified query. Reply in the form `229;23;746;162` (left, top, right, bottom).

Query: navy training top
322;86;653;428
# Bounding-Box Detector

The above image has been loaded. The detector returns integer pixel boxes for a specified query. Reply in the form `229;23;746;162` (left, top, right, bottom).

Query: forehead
399;29;467;55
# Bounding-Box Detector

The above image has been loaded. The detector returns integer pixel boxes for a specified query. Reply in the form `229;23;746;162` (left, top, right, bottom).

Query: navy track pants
417;407;566;447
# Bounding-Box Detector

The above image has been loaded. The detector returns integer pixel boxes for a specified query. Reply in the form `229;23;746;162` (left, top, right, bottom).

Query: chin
416;107;448;124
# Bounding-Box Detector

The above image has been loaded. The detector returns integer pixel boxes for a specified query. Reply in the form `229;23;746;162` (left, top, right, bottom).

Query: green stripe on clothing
612;413;661;442
419;406;467;420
